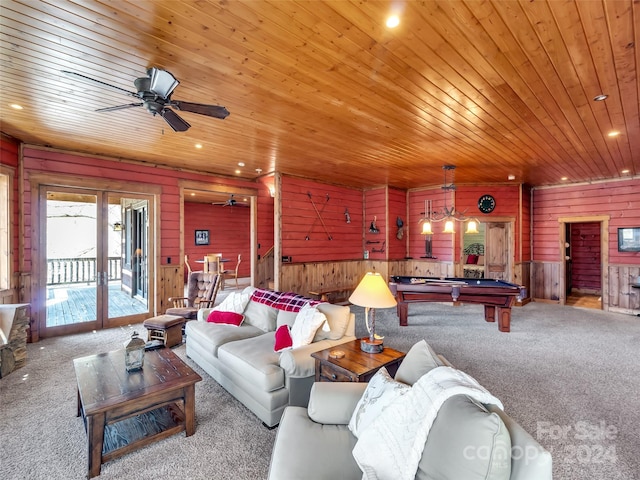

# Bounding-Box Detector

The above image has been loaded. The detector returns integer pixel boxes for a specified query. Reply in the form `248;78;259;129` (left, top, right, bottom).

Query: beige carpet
1;300;638;480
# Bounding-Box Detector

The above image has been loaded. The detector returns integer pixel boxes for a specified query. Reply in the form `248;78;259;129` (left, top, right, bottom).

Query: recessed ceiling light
190;192;196;196
508;174;516;181
621;169;630;174
10;104;23;110
386;15;400;28
238;162;245;167
195;143;202;149
607;131;620;137
561;177;568;181
593;94;608;102
235;169;241;175
255;168;263;174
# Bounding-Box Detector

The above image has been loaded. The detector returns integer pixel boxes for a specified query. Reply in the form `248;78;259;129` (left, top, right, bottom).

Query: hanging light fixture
420;165;479;234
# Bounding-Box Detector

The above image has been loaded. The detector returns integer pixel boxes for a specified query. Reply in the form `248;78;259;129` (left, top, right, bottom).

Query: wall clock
478;194;496;214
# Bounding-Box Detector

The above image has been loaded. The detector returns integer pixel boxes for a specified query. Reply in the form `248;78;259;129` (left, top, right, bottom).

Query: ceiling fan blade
95;103;143;112
148;67;179;99
172;100;230;119
161;107;191;132
61;70;138;98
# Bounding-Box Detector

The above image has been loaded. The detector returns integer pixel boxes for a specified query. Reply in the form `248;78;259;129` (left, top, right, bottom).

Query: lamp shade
465;220;479;234
422;221;433;235
443;220;455;233
349;272;397;309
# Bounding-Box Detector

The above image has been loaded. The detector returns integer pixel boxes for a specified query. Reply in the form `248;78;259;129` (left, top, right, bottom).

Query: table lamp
349;272;397;353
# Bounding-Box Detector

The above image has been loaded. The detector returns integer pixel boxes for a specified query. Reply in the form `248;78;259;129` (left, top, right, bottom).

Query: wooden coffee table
73;348;202;478
311;340;406;383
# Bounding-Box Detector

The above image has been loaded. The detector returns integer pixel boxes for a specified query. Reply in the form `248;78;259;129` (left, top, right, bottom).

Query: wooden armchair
166;272;221;319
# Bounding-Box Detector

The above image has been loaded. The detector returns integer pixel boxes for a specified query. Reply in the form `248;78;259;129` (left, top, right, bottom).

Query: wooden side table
311;340;406;383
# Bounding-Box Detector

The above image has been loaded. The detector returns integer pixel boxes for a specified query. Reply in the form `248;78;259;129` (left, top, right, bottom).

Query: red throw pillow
274;325;293;352
206;310;244;326
466;254;479;264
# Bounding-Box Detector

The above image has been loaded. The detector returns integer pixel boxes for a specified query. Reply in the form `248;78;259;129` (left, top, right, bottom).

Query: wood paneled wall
364;187;387;261
388;188;407;260
184;202;250;277
532;178;640;307
280;176;363;263
608;265;640;314
531;261;561;302
280;260;369;295
570;222;602;291
18;146;263;329
1;137;20;302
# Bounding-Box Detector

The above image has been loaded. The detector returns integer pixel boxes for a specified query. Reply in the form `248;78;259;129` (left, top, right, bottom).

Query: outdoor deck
46;283;148;327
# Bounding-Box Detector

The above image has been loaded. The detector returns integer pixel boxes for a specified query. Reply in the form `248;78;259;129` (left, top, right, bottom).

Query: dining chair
221;253;242;289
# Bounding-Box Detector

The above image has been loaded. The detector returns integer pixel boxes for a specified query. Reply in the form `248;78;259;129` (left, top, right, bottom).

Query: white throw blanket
352;366;503;480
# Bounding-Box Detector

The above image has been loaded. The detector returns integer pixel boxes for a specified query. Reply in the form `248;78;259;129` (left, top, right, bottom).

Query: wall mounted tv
617;227;640;252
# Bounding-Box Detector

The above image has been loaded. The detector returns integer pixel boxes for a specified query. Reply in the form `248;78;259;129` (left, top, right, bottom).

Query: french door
40;186;153;337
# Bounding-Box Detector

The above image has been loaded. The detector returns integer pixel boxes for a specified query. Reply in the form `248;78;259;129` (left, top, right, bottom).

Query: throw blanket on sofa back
251;289;320;312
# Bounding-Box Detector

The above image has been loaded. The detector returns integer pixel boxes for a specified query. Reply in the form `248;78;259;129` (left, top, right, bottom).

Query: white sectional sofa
269;340;552;480
185;287;356;427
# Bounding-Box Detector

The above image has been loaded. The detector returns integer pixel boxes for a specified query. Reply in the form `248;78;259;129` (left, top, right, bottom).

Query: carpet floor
1;300;638;479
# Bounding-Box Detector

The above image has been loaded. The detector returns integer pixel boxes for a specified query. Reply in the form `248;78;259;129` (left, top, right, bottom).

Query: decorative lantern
124;331;146;372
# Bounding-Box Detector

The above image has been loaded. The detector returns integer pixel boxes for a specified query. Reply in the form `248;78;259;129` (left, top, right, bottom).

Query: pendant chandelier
420;165;479;235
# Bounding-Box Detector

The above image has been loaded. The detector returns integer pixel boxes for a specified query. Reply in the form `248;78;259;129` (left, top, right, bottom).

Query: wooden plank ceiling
1;0;638;190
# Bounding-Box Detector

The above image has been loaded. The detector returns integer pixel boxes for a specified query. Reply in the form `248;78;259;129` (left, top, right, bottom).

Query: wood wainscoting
531;261;562;303
608;265;640;315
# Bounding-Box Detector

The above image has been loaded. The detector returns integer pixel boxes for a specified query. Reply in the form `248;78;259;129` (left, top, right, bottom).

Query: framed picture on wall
195;229;210;246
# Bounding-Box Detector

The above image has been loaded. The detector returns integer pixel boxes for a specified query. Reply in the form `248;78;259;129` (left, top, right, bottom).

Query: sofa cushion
243;300;278;332
274;325;293;352
308;382;368;425
348;367;410;438
276;309;298;328
218;333;285;392
313;303;351;341
417;395;511;480
213;291;250;314
268;407;362;480
206;310;244;326
394;339;442;385
291;303;327;347
185;320;264;357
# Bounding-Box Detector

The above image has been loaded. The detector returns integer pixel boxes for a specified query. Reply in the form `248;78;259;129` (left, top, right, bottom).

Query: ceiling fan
61;67;230;132
212;194;238;207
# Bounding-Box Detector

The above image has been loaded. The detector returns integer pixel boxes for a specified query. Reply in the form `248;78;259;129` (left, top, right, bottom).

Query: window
0;170;10;290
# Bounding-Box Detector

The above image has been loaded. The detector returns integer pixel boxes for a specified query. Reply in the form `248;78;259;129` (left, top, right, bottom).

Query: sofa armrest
279;339;341;378
307;382;367;425
279;342;326;378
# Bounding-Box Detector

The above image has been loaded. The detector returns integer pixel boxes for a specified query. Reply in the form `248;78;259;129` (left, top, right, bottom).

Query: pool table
389;276;527;332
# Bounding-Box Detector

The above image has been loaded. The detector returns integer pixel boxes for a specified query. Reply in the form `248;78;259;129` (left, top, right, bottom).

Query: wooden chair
221;254;242;289
184;254;193;275
166;272;221;319
203;254;220;274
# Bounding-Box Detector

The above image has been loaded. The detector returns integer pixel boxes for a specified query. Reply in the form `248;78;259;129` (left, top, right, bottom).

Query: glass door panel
106;195;149;322
44;189;101;333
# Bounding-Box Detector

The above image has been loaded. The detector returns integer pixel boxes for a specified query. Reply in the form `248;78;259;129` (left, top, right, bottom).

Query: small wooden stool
143;314;185;348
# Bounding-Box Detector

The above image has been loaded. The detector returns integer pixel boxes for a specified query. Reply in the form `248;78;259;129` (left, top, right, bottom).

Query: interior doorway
562;221;603;310
461;221;513;282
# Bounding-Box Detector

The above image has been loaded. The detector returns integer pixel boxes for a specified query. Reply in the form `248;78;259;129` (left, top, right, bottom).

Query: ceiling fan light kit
62;67;229;132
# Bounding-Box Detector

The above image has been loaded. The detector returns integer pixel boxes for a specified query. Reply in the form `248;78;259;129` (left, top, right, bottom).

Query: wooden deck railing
47;257;121;285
